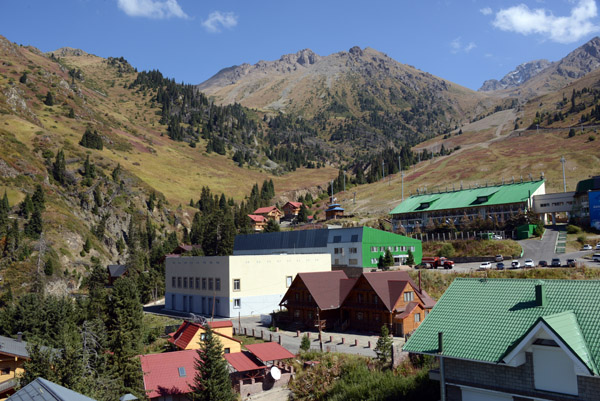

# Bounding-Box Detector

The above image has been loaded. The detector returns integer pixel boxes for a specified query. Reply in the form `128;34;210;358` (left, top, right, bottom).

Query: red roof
248;214;266;223
224;351;266;372
168;321;238;349
395;301;421;319
284;201;302;208
361;271;436;311
139;350;198;398
253;206;281;215
280;271;355;311
244;342;295;362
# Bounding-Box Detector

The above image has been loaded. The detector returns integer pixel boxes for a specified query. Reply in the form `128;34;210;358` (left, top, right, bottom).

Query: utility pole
316;308;323;352
399;156;404;201
560;156;567;192
343;172;346;192
382;161;385;181
439;332;446;401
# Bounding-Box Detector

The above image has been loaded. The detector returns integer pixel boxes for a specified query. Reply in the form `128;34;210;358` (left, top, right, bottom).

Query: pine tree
382;249;394;269
297;204;309;223
112;163;122;182
406;249;415;266
264;219;280;233
32;184;45;211
52;149;66;185
19;193;34;218
190;326;236;401
19;72;28;84
25;209;43;239
44;91;55;106
374;325;393;368
300;334;311;352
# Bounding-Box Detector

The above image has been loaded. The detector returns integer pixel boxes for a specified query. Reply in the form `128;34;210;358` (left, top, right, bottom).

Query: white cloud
450;37;477;53
480;7;493;16
492;0;599;43
117;0;188;19
201;11;238;33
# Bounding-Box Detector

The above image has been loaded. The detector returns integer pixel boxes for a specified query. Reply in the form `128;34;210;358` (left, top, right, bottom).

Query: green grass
422;239;522;258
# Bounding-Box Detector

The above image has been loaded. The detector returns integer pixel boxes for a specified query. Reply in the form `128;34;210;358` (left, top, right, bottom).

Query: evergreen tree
25;209;43;239
52;149;66;185
19;193;34;218
67;108;75;118
19;72;28;84
83;238;92;253
44;91;55;106
297;204;309;223
79;129;104;150
264;219;280;233
44;258;55;276
406;249;415;266
374;325;393;368
112;163;122;182
382;249;394;270
32;185;45;211
300;334;311;352
190;326;236;401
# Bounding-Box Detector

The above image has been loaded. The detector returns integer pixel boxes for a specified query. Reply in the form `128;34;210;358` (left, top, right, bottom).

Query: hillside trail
460;108;517;150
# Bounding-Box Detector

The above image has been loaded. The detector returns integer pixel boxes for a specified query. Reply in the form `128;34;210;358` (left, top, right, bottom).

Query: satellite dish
270;366;281;381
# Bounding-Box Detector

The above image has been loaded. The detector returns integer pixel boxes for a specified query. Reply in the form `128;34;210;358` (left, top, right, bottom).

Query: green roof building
389;180;545;233
403;278;600;400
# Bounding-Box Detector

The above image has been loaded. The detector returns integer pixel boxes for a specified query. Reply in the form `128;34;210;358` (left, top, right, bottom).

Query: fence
413;230;514;242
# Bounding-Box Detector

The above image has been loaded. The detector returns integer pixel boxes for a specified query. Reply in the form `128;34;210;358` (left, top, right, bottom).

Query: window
379;246;384;252
195;278;200;289
357;312;364;320
178;367;186;377
371;258;378;264
233;279;241;291
294;310;300;318
233;299;241;309
349;247;357;254
373;295;378;305
394;246;399;252
209;278;213;290
401;246;407;251
295;293;299;301
357;293;363;303
172;277;176;288
224;348;230;354
177;277;182;288
286;276;292;287
351;234;358;242
349;259;358;265
1;367;10;375
183;278;188;288
414;313;421;322
404;291;414;302
410;246;415;252
370;246;377;252
200;333;206;340
333;235;341;243
308;294;312;302
216;278;221;291
202;278;206;290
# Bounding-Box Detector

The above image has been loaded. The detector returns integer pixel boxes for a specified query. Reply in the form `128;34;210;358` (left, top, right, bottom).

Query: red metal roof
208;320;233;329
224;351;266;372
248;214;266;222
284;201;302;208
253;206;281;214
395;301;421;320
280;271;353;311
244;342;295;362
361;271;436;311
139;350;198;398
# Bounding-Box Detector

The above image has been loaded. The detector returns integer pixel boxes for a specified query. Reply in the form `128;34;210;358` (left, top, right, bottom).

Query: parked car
496;262;505;270
594;254;600;263
479;261;492;269
495;255;504;262
551;258;561;267
582;244;593;251
538;260;548;267
596;243;600;250
416;263;433;269
566;258;577;267
524;259;534;268
493;235;503;240
511;260;520;269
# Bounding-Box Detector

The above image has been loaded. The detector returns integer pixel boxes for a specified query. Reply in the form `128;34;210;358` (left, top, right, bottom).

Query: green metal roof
403;278;600;374
389;180;544;215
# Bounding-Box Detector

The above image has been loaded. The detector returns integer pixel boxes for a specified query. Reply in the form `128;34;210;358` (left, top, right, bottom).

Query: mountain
479;37;600;97
479;59;552;92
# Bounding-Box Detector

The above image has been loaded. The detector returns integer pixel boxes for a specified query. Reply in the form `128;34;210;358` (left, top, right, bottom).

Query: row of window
370;245;415;253
172;276;221;291
334;247;359;255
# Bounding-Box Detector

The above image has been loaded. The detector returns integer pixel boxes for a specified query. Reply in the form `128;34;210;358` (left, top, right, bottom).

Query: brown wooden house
248;214;267;231
341;271;435;336
279;271;356;330
253;206;284;223
282;201;303;219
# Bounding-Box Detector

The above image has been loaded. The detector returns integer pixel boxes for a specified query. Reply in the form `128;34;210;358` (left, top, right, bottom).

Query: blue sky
1;0;600;90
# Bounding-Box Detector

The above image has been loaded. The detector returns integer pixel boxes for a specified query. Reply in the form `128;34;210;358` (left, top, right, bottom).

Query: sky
1;0;600;90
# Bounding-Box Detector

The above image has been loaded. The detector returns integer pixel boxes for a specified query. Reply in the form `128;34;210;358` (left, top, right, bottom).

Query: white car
511;260;521;269
524;259;534;268
582;244;593;251
479;261;492;269
596;243;600;250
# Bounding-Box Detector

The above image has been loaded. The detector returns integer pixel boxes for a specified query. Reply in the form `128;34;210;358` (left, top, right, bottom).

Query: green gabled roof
541;311;597;374
403;278;600;374
389;180;544;215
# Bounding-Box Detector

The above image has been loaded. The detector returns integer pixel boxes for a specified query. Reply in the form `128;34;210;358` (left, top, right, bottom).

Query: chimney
418;270;422;293
535;283;547;307
17;332;22;342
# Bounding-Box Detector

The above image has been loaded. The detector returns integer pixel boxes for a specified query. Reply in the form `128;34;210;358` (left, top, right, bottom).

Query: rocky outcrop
479;59;551;91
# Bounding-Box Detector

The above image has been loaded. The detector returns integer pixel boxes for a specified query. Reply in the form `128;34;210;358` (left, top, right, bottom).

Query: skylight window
178;367;186;377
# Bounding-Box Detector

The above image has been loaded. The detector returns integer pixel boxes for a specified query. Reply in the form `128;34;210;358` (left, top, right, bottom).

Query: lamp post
560;156;566;192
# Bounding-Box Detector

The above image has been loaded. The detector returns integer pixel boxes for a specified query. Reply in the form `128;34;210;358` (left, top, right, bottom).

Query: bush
567;225;581;234
300;334;311;352
577;235;587;245
437;243;455;258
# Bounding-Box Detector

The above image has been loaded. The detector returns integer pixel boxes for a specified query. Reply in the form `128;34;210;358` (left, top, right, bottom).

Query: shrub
566;225;581;234
300;334;311;352
437;243;455;258
577;235;587;245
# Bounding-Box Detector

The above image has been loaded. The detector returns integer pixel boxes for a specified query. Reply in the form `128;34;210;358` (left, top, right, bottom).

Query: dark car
551;258;561;267
566;258;576;267
538;260;548;267
496;262;505;270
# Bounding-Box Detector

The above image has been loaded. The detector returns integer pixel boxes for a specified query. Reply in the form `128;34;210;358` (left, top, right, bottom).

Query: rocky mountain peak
50;47;89;57
479;59;551;92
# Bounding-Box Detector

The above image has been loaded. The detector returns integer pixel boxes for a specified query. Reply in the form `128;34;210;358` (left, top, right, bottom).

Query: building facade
233;226;422;269
165;254;331;317
404;278;600;401
390;180;546;233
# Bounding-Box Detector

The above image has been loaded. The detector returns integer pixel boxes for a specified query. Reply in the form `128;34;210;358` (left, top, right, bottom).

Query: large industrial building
165;254;331;317
390;180;546;232
233;226;422;268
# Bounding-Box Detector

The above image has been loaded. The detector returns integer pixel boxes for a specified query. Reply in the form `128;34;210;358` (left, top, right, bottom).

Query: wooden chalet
280;271;435;337
282;201;303;219
252;206;283;223
247;214;267;231
279;271;356;331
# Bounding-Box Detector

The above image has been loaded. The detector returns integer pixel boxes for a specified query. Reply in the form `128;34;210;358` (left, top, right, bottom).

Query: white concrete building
165;254;331;317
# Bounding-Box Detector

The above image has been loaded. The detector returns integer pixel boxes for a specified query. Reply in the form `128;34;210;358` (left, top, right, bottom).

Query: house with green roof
389;180;545;233
403;278;600;400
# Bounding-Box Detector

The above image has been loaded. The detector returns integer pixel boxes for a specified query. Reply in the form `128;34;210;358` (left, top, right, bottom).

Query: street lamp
560;156;566;192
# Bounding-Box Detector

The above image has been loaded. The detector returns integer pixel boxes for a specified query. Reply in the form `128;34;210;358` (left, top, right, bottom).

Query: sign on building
590;190;600;230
